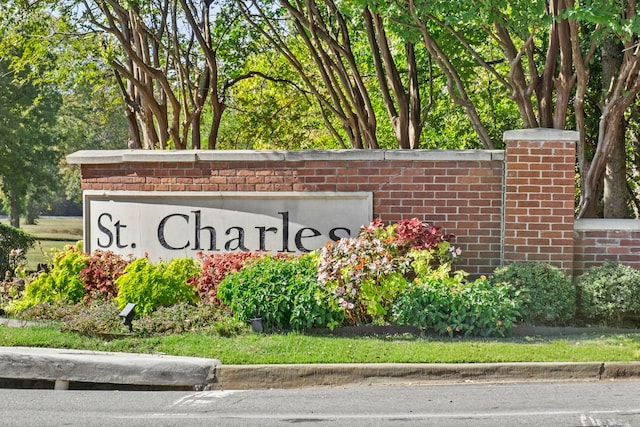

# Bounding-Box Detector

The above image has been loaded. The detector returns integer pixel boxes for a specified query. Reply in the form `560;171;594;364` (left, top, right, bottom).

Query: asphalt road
1;380;639;426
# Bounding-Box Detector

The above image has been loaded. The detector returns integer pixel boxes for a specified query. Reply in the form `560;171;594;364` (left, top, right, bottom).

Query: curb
214;362;640;389
0;347;220;390
2;346;640;390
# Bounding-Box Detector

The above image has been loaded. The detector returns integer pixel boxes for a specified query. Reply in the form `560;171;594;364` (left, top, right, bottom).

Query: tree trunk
126;109;142;148
8;196;20;228
407;43;422;149
192;110;202;149
602;37;628;218
209;103;224;150
604;134;627;217
579;104;627;218
25;198;39;225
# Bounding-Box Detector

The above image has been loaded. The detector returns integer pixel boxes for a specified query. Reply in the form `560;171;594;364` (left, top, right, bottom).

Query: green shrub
218;253;343;331
114;257;200;316
577;263;640;327
392;275;522;337
189;251;262;305
489;263;575;325
0;223;36;278
7;243;88;313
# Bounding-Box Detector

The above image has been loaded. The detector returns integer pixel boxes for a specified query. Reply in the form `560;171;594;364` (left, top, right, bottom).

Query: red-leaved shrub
393;217;453;251
80;250;130;303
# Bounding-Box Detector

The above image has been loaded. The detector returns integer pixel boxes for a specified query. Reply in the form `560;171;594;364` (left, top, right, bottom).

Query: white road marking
580;412;633;426
123;408;640;421
173;390;243;407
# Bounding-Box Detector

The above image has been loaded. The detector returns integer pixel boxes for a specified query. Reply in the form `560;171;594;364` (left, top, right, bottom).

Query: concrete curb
2;346;640;390
214;362;640;389
0;347;220;390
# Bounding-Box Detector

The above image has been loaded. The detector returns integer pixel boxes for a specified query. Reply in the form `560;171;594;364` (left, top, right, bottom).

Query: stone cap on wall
503;128;580;141
575;218;640;231
66;149;505;164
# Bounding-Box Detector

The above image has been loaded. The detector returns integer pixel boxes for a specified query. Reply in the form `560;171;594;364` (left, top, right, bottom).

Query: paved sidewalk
2;346;640;390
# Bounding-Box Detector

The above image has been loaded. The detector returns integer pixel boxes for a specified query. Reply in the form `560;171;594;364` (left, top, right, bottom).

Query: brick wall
574;219;640;275
72;128;637;278
73;150;505;276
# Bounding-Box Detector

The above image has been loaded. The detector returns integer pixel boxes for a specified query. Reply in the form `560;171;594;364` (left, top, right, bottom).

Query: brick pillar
502;128;578;274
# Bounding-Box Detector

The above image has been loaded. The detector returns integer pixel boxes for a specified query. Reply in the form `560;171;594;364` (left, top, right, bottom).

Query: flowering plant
317;218;457;325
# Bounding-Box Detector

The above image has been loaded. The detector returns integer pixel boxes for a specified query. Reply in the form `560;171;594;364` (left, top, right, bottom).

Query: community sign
83;190;372;260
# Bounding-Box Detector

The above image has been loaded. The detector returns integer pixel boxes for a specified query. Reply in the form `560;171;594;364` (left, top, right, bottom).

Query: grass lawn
1;324;640;364
14;217;83;269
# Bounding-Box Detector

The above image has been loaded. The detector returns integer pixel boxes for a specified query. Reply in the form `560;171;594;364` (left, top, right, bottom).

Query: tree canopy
3;0;640;219
0;4;63;227
358;0;640;217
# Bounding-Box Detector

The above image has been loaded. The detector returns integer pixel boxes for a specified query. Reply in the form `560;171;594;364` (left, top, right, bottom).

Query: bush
189;251;262;305
0;223;36;278
0;278;24;311
317;218;458;325
114;257;200;316
218;253;343;331
57;301;127;335
16;300;88;323
577;263;640;327
392;275;522;337
18;300;248;337
489;263;575;326
80;250;131;303
7;243;88;313
133;303;247;336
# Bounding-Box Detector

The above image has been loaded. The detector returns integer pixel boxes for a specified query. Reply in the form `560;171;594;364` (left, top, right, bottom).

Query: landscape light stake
119;303;136;332
250;309;263;333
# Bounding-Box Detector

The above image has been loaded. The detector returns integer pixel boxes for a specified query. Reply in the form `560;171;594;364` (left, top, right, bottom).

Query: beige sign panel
83;191;372;259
